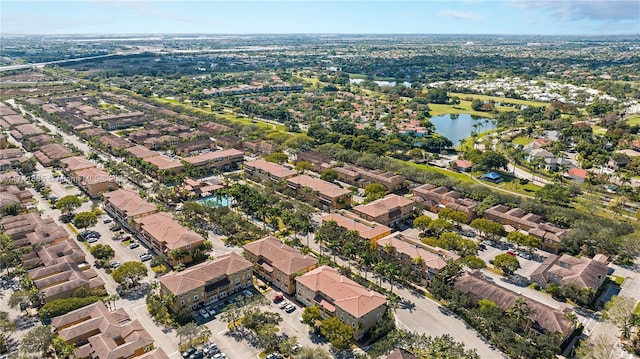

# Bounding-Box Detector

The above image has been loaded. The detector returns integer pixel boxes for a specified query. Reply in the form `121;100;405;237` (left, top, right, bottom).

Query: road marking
218;329;228;335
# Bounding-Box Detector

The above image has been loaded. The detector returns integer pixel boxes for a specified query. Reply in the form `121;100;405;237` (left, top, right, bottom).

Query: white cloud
438;10;485;20
506;0;640;21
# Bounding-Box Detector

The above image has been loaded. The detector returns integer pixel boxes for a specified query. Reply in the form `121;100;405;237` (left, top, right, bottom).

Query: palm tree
176;322;199;347
343;242;356;270
359;251;375;280
374;262;387;287
386;263;400;294
507;297;535;331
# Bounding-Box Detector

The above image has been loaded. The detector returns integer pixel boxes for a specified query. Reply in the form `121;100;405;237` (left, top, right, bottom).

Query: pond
198;195;232;208
429;114;495;146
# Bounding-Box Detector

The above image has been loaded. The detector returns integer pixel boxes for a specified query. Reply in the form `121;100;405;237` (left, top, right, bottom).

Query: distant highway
0;52;133;72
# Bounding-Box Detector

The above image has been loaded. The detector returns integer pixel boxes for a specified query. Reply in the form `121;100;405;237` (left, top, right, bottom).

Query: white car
199;309;209;319
86;237;99;243
110;261;121;269
243;289;254;298
279;300;290;309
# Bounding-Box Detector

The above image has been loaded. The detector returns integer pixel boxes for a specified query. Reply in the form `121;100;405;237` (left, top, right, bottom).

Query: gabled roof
321;212;391;240
454;271;573;336
377;232;460;270
243;236;318;275
244;159;296;179
386;349;418;359
296;265;386;318
60;156;95;172
286;174;350;199
159;252;252;295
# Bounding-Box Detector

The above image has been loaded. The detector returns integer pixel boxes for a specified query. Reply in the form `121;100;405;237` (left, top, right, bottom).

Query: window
180;300;185;306
340;315;344;321
194;295;199;301
235;278;240;284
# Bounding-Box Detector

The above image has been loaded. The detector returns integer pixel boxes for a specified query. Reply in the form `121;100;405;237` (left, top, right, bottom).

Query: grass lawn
480;173;541;196
449;92;547;108
512;136;534;145
591;125;608;135
611;275;625;286
348;73;396;81
402;160;475;183
626;114;640;126
428;102;496;118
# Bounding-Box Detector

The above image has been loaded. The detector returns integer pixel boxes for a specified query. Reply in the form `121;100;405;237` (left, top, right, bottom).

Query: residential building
295;266;387;338
412;184;478;221
133;212;205;266
334;164;406;191
21;238;85;270
198;121;232;135
376;232;460;285
244;159;297;182
159;252;253;312
104;189;158;231
182;149;244;174
386;349;418;359
33;143;73;167
565;167;588;183
0;184;33;214
483;204;569;253
286;174;351;209
243;236;318;294
353;194;413;227
454;271;575;341
454;159;474;172
530;254;609;290
59;156;95;173
92;112;145;130
243;140;277;155
29;261;104;302
321;211;392;245
295;150;335;173
178;178;225;198
71;167;118;198
215;135;242;150
0;212;69;248
51;302;169;359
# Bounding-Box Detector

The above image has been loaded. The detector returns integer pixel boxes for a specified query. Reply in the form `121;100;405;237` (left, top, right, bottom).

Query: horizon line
2;32;640;37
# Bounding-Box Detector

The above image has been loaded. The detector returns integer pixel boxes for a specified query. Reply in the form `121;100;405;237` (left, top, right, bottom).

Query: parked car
120;235;131;242
140;254;152;261
129;242;140;249
279;300;290;309
506;250;517;256
272;294;284;303
203;343;219;355
199;309;210;319
110;261;121;268
103;218;112;224
284;304;296;313
86;237;99;243
189;350;204;359
206;306;216;316
212;353;226;359
182;348;196;358
243;289;254;298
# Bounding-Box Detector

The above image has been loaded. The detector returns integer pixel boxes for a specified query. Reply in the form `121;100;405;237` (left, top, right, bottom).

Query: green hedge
39;296;104;320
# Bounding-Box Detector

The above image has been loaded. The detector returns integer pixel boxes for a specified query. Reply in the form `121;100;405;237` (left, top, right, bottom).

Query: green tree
0;311;16;355
575;334;617;359
602;295;636;339
8;290;31;311
21;325;55;357
176;322;199;347
493;254;520;275
111;261;147;288
296;346;332;359
264;152;289;164
55;195;81;216
90;244;115;260
426;88;450;104
364;183;387;203
535;183;572;206
295;161;314;174
320;169;338;182
475;150;508;171
320;317;354;350
52;336;76;359
470;218;506;241
73;211;98;230
506;232;541;253
413;215;432;233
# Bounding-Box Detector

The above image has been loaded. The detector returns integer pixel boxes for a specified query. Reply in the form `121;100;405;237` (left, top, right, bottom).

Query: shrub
39;296;104;319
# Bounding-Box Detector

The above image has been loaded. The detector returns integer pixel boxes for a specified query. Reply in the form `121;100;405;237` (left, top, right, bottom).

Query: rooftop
243;236;318;276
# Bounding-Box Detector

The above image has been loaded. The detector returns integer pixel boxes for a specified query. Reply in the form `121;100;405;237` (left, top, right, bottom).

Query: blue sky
2;1;639;35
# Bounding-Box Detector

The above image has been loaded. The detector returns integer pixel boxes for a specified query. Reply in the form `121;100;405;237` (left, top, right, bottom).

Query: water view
429;114;495;146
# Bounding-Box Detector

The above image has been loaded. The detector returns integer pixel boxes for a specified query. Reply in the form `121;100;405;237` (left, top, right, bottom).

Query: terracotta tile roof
144;154;184;171
377;232;460;271
455;159;474;169
530;254;609;290
286;174;350;199
0;212;68;247
73;167;115;185
353;194;413;219
454;271;574;336
52;302;159;359
104;189;157;218
296;265;386;318
159;252;252;295
182;149;244;166
386;349;418;359
567;167;588;179
126;145;159;159
244;159;296;179
29;261;104;300
135;212;204;251
60;156;96;172
243;236;318;276
321;212;391;240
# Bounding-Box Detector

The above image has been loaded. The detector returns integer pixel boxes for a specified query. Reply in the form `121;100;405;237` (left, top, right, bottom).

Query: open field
348;73;397;81
488;175;541;196
429;102;496;118
512;136;534;145
402;160;475;183
449;92;548;108
626;114;640;126
591;125;608;135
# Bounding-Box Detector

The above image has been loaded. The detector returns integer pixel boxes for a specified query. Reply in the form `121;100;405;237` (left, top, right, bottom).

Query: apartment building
353;194;413;227
412;183;478;221
295;266;387;338
286;174;351;210
29;261;104;303
243;236;318;295
159;252;253;312
103;189;158;231
376;232;460;285
244;159;297;182
182;149;244;174
133;212;205;266
321;211;392;245
334;164;406;191
530;253;609;291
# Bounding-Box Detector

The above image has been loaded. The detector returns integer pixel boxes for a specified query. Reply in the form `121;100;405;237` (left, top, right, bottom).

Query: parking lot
477;239;547;280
